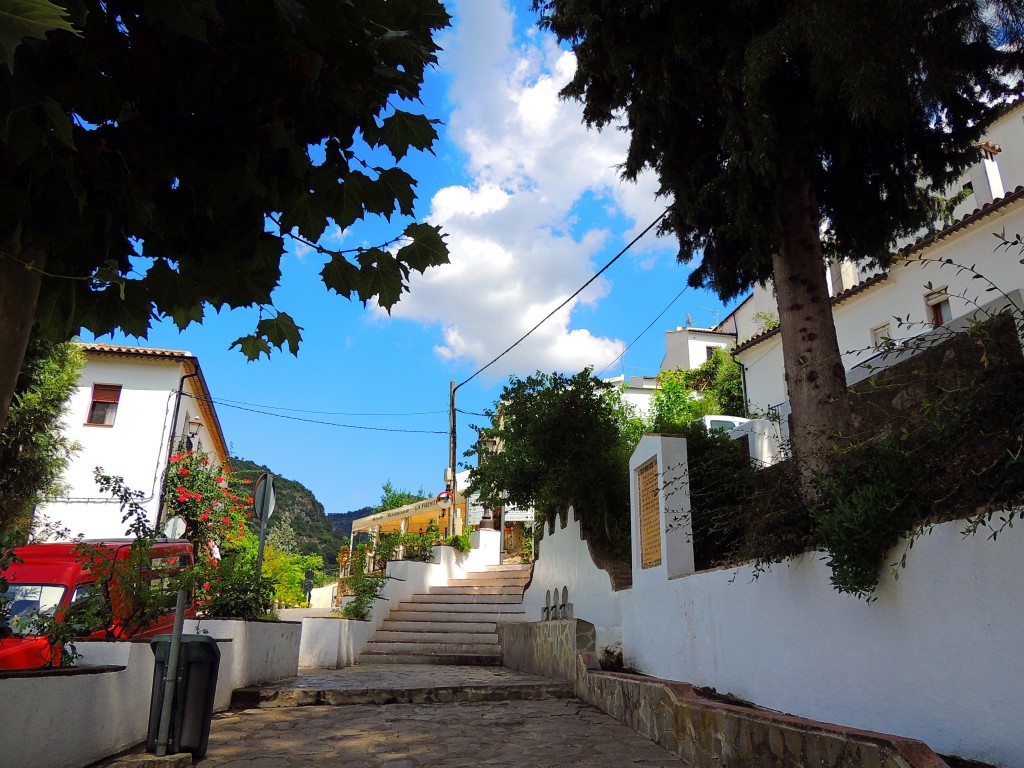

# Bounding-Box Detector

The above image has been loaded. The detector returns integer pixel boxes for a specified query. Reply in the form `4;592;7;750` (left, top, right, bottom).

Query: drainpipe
157;370;199;529
732;351;749;418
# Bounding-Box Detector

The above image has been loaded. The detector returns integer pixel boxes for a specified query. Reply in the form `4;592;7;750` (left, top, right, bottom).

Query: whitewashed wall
184;619;301;710
739;198;1024;416
37;353;226;540
0;641;154;768
622;519;1024;768
38;357;182;538
523;510;623;641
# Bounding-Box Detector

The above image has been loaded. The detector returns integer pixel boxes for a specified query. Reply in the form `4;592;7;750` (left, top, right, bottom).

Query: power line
596;284;690;377
183;393;447;435
202;395;446;418
455;208;671;391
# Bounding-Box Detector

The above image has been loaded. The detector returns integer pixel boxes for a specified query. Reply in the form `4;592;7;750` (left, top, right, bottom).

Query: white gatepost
629;434;693;583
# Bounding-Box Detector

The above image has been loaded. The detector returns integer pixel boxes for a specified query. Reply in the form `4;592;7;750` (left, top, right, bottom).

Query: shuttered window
87;384;121;426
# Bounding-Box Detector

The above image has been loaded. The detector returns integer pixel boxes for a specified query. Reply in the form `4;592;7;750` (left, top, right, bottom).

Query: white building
37;343;228;540
724;101;1024;421
601;374;660;419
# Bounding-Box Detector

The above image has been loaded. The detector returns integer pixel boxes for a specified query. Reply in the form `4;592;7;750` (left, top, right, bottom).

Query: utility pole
448;380;457;539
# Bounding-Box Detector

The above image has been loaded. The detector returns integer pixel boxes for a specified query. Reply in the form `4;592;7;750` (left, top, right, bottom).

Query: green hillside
228;456;347;567
326;508;372;539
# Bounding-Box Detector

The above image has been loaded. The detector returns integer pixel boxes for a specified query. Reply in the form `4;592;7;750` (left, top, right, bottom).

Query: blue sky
94;0;737;515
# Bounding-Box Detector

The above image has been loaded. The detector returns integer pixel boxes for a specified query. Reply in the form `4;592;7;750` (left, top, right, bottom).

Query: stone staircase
359;564;532;665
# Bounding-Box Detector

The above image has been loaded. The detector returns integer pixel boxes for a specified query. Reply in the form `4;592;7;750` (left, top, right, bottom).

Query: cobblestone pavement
195;698;686;767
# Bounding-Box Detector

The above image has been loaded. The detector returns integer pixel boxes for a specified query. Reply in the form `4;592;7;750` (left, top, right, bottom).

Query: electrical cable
455;208;671;391
181;392;447;435
198;394;446;417
595;283;690;377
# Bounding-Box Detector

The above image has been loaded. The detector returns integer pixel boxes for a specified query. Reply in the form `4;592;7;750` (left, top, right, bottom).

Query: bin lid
150;633;221;662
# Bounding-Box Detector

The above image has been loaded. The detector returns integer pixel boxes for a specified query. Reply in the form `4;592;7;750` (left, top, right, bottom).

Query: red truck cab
0;539;195;670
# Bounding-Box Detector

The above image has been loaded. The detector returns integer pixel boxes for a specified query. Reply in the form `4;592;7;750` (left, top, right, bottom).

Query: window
87;384;121;426
870;322;892;350
706;345;717;361
925;290;952;327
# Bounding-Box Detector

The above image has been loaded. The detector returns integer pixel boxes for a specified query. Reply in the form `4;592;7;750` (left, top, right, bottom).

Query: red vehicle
0;539;195;670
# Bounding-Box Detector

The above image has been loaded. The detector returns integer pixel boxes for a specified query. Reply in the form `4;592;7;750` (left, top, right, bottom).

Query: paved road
195;698;686;767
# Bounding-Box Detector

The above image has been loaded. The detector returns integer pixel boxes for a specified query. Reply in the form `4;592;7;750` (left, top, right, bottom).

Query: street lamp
186;416;202;450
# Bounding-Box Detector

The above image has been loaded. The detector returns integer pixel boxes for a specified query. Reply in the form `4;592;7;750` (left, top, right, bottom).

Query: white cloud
388;0;674;381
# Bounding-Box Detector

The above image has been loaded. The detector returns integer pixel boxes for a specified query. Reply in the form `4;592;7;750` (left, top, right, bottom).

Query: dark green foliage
0;0;451;434
681;312;1024;598
340;544;388;621
326;508;373;539
376;481;428;513
403;520;441;562
0;335;82;535
468;369;642;562
229;456;347;568
533;0;1023;297
649;349;745;431
199;554;275;621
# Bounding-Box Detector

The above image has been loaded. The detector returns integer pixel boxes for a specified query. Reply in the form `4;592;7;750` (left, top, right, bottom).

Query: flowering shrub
162;451;272;618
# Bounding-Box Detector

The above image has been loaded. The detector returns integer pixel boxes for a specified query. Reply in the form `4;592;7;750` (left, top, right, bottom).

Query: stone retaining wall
498;618;596;683
573;652;948;768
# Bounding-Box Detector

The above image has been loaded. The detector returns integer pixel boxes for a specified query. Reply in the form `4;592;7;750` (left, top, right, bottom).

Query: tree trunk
0;247;47;434
772;173;853;498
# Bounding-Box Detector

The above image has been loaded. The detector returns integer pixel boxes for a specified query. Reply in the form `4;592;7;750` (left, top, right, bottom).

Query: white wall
0;641;154;768
522;510;623;634
621;519;1024;768
38;357;184;538
738;198;1024;416
184;619;301;710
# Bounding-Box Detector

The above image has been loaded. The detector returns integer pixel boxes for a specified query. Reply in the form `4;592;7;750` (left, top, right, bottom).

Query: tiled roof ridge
75;341;194;358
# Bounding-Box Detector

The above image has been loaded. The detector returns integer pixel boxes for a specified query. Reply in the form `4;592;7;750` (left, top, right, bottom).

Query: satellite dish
163;516;187;540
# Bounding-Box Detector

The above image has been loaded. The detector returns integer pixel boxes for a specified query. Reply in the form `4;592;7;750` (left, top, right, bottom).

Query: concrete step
481;564;533;572
381;620;497;633
454;576;530;587
364;641;500;655
373;630;500;644
357;651;503;666
428;585;522;596
411;592;523;604
387;608;526;623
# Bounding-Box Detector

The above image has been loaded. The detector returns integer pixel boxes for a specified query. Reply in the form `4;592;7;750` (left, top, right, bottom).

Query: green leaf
320;252;360;298
256;312;302;355
370;111;439;161
375;167;416;218
230;335;272;361
0;0;77;71
281;191;329;242
356;248;404;311
41;97;74;149
139;0;218;42
396;223;448;273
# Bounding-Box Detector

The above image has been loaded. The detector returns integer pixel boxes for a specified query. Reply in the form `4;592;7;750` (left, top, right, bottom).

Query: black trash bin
147;634;221;758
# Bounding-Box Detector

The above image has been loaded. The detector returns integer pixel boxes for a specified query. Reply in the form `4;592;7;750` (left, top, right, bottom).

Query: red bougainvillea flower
246;512;253;518
200;512;209;522
203;583;211;591
221;516;231;524
176;485;186;494
215;476;223;484
241;478;252;484
231;495;238;501
178;467;189;476
170;453;182;463
194;493;202;501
